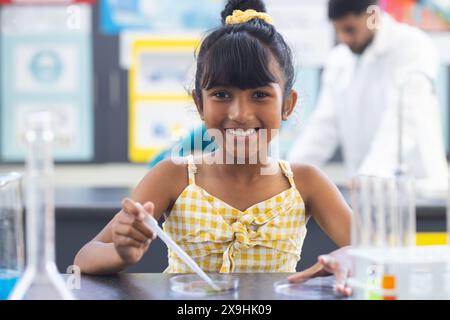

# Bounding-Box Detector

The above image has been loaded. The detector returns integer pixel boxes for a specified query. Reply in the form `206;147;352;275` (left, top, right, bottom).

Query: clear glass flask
9;111;75;300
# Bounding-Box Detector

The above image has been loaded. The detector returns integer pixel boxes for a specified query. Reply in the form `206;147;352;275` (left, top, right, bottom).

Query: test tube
351;175;386;247
350;175;367;248
397;175;416;247
351;175;416;248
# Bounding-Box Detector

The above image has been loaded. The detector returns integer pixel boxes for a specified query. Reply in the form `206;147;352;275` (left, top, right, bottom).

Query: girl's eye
212;91;230;99
253;91;269;99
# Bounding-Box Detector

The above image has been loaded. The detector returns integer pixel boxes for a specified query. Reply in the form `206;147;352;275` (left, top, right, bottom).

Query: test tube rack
348;245;450;300
348;174;450;300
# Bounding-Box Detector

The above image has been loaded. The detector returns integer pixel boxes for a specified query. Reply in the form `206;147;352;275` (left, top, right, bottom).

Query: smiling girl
75;0;353;296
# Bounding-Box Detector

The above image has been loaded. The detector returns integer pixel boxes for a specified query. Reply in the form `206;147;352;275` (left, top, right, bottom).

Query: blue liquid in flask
0;269;20;300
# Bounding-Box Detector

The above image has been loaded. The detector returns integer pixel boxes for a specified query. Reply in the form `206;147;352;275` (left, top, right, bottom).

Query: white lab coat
288;14;449;193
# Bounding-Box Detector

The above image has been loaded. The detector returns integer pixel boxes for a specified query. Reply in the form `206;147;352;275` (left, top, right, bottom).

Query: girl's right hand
287;246;353;296
112;198;157;265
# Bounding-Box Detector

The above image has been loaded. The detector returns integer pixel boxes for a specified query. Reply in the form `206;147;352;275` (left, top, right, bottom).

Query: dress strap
186;155;197;185
278;160;296;188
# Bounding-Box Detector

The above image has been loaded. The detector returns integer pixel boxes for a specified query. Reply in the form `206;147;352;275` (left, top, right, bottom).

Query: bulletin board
0;4;94;162
128;39;202;163
100;0;223;35
380;0;450;31
0;0;94;3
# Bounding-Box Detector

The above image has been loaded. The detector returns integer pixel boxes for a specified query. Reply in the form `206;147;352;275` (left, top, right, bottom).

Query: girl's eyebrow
204;83;279;91
254;83;278;90
204;85;232;90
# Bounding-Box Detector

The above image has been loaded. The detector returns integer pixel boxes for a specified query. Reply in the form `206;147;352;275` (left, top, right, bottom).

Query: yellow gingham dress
162;155;307;273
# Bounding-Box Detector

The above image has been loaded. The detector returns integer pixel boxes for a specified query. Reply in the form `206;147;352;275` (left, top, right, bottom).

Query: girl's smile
224;128;261;157
225;128;259;137
199;80;285;161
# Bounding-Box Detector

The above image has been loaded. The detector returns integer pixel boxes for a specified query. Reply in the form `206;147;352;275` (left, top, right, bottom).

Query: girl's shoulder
134;157;190;202
156;156;190;173
289;163;334;204
155;156;191;183
290;162;325;184
150;156;189;176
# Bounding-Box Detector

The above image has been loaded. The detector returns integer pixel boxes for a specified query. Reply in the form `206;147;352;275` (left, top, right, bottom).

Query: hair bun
221;0;267;24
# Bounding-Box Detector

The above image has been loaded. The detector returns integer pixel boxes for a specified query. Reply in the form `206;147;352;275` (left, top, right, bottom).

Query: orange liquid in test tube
382;275;396;300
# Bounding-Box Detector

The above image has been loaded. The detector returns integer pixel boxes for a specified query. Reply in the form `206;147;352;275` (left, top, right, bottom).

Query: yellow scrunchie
225;9;273;25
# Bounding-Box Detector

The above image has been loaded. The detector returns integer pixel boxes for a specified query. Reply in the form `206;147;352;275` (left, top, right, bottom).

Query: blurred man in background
288;0;448;194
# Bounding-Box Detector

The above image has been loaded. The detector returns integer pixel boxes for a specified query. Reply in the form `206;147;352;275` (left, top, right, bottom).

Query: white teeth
226;128;256;137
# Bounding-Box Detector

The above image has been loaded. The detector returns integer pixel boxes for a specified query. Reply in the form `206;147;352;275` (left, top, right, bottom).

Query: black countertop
64;273;345;300
54;186;447;219
55;187;133;216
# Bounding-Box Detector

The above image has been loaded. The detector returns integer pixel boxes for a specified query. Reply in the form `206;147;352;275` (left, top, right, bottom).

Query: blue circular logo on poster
30;51;62;83
153;123;168;138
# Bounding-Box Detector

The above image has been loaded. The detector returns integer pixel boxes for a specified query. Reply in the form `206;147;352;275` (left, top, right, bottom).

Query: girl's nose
228;98;255;124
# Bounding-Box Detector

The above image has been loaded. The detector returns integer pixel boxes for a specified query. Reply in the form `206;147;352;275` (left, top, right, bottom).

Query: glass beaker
0;172;24;300
9;111;75;300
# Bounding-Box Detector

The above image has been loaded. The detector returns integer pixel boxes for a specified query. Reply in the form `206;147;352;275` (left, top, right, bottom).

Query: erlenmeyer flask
9;111;75;300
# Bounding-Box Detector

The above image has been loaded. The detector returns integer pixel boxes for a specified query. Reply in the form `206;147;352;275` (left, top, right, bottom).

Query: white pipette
134;202;221;291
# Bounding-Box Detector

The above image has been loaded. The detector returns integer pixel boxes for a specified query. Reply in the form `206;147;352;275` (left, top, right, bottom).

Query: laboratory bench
62;273;344;300
54;186;448;274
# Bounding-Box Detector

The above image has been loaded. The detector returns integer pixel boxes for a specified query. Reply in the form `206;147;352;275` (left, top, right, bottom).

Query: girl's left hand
287;246;353;297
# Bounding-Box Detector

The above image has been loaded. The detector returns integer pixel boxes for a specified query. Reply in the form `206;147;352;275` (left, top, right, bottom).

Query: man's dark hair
328;0;378;20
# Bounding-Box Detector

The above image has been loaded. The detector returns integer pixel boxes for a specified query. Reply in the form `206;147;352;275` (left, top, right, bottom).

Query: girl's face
195;58;297;162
